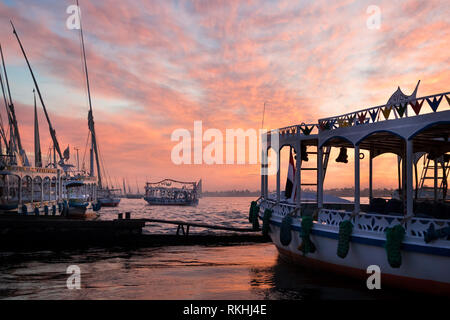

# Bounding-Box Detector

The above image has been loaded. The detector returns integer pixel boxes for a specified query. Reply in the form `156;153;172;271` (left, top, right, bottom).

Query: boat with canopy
144;179;201;206
252;82;450;294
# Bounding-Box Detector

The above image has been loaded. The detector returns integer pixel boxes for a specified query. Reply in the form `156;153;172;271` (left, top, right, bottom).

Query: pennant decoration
369;109;379;122
395;103;407;118
446;95;450;107
382;106;392;119
348;114;356;126
319;121;324;130
338;118;348;128
357;111;367;124
426;95;443;112
300;125;313;136
410;99;424;115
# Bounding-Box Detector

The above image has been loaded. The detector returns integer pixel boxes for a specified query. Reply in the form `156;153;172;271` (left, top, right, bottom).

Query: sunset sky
0;0;448;192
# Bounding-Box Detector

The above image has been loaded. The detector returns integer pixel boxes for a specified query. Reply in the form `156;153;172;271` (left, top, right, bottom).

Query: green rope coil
337;220;353;258
298;215;316;255
385;224;406;268
280;215;292;246
248;201;260;230
262;209;273;237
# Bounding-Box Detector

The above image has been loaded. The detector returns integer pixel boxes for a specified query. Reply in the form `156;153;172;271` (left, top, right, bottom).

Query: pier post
317;145;323;209
406;139;413;217
354;145;360;214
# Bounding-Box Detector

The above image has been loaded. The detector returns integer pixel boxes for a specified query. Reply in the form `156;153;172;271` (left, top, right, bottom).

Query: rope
280;215;292;246
298;215;316;255
385;224;405;268
337;220;353;258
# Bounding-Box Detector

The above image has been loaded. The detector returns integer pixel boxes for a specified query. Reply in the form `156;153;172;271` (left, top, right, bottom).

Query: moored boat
144;179;200;206
253;82;450;294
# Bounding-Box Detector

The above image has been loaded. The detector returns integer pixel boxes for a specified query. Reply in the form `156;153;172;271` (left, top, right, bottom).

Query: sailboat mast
76;0;102;188
0;43;24;161
0;50;10;151
11;21;64;164
33;89;42;167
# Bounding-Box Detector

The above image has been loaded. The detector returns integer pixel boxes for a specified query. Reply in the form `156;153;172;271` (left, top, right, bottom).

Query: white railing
259;198;298;218
318;209;450;239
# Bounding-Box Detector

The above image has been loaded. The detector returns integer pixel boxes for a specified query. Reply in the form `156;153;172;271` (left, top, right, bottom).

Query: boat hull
67;201;99;220
262;206;450;295
144;197;198;206
98;198;121;207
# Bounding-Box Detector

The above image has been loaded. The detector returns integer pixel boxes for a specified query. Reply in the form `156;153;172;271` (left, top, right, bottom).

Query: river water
0;197;418;300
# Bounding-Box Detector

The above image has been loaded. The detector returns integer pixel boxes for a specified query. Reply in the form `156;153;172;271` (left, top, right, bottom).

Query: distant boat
144;179;200;206
97;188;121;207
122;178;143;199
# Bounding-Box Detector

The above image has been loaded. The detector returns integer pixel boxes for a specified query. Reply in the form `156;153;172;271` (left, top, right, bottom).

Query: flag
285;148;296;200
63;145;70;160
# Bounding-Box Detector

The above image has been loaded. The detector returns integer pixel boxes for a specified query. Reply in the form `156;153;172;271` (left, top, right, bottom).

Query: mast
33;89;42;167
0;49;10;151
76;0;102;188
123;178;126;195
11;21;64;164
0;43;25;163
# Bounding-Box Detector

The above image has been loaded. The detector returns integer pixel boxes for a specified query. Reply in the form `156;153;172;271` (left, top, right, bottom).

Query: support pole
406;139;413;217
276;149;280;202
369;149;373;201
296;140;302;210
434;158;438;202
354;145;360;214
317;145;324;209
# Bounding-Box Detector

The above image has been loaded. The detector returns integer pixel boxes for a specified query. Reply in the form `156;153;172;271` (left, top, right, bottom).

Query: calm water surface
0;197;416;300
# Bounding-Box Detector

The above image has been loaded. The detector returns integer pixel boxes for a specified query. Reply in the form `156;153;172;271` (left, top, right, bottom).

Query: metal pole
296;140;301;210
317;145;323;209
406;139;413;217
354;145;360;213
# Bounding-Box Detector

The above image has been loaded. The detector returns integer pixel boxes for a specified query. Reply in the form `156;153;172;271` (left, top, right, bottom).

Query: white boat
254;82;450;294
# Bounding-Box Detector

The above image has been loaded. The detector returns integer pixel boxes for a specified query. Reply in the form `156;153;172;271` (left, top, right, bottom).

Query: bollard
118;213;123;220
125;212;131;220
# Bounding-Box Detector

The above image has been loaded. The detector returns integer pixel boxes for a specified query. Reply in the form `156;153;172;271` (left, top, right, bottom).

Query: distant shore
203;188;395;198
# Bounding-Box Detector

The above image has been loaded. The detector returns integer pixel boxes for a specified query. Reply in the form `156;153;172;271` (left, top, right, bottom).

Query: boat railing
318;91;450;131
318;208;450;240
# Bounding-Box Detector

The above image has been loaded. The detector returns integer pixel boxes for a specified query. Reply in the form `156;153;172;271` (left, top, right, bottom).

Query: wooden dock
0;213;266;250
142;218;259;236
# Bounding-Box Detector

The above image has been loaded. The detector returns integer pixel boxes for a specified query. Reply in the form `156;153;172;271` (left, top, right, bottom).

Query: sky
0;0;448;192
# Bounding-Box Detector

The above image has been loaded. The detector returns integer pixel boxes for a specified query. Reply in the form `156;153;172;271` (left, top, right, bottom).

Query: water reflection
0;243;418;300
